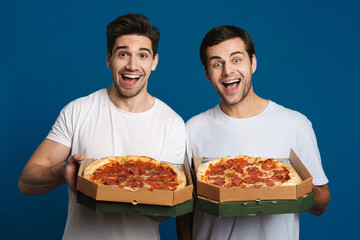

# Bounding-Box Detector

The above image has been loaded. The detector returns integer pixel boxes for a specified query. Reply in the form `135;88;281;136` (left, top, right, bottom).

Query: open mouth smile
121;74;141;87
222;79;240;91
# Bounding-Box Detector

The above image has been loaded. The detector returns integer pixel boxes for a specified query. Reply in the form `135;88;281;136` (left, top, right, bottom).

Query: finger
73;154;86;161
68;154;85;164
65;162;79;193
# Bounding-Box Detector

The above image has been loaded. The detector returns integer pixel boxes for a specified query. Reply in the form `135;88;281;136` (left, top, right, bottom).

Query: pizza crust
166;163;186;189
196;157;227;182
83;155;186;191
278;161;302;186
84;156;124;180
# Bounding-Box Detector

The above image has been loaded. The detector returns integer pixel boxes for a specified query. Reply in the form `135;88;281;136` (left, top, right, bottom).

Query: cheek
209;72;221;82
144;63;155;73
111;67;122;79
111;66;118;75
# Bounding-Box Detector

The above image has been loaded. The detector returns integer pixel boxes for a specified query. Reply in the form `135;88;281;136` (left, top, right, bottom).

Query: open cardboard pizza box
193;149;314;216
76;155;194;216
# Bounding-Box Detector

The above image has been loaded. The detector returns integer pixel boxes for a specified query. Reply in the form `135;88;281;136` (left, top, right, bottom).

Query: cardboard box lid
76;155;193;206
194;149;313;202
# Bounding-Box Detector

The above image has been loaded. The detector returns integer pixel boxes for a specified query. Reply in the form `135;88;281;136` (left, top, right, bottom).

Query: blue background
2;0;359;239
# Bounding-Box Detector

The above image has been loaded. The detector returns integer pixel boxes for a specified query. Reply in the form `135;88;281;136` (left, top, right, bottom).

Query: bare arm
307;184;330;216
176;212;193;240
18;139;84;195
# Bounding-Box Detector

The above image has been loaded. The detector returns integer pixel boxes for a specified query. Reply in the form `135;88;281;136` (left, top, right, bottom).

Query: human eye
233;58;241;63
118;52;128;58
213;62;222;67
139;53;149;59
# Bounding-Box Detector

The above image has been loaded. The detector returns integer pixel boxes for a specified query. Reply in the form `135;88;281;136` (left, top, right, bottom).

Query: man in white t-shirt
18;14;186;240
176;25;330;240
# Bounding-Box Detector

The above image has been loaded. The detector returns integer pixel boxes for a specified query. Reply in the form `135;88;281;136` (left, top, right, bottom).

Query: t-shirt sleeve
46;103;74;148
296;119;328;186
159;116;186;165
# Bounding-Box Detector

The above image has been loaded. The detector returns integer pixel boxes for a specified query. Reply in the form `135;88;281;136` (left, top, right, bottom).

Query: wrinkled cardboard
76;156;193;207
194;149;313;202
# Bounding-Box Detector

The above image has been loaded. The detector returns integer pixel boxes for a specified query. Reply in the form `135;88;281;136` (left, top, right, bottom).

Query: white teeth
224;80;240;84
123;74;140;78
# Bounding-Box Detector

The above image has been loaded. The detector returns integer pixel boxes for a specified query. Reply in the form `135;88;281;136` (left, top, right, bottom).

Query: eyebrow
113;46;153;55
209;51;245;61
230;51;245;57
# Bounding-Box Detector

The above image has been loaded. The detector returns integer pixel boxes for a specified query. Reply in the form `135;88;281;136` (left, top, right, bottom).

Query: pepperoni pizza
197;155;301;188
84;156;186;191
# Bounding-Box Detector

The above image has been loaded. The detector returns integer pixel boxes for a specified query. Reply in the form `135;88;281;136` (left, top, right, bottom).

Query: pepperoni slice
118;169;131;177
243;177;257;184
247;166;264;177
206;170;224;176
209;163;226;172
265;179;275;187
273;169;289;175
272;169;290;182
226;173;237;178
234;158;248;168
234;165;244;174
104;179;117;185
210;177;225;186
262;159;276;171
232;177;243;186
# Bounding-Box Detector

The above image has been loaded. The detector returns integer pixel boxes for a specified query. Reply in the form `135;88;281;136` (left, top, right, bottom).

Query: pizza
197;155;301;188
83;156;186;191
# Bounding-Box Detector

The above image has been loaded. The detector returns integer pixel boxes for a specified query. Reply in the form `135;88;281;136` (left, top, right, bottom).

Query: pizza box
193;149;313;202
196;193;314;217
76;155;194;214
77;192;194;216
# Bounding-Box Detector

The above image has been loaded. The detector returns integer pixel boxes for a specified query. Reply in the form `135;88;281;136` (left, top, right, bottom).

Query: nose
125;56;138;71
222;62;234;77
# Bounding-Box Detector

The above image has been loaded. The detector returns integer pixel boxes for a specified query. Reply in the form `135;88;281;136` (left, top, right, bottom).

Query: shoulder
186;105;218;129
66;89;105;108
61;89;105;114
154;98;185;125
155;98;184;121
269;101;312;127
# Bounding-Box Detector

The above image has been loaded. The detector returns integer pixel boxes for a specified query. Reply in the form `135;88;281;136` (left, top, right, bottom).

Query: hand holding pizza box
193;149;314;217
76;155;194;216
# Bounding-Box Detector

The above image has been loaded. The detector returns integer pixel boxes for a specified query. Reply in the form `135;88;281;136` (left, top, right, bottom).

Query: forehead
113;34;153;53
206;37;248;60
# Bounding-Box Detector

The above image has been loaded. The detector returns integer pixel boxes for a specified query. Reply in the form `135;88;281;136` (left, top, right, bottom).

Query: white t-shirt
47;89;186;240
186;101;328;240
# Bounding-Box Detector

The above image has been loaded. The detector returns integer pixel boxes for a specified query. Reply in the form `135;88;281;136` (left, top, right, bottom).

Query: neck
107;86;155;113
220;90;269;119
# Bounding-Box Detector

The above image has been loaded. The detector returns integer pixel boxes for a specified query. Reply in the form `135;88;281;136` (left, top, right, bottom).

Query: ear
106;50;111;68
251;54;257;74
204;66;211;81
151;53;159;71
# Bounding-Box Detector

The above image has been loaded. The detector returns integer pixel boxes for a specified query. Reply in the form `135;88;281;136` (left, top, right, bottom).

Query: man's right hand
64;154;85;193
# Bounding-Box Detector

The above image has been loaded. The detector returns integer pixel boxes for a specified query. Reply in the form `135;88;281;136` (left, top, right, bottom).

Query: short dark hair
200;25;255;70
106;14;160;58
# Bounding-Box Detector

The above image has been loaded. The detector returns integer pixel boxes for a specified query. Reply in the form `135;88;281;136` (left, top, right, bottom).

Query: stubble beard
218;78;252;106
113;77;147;99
